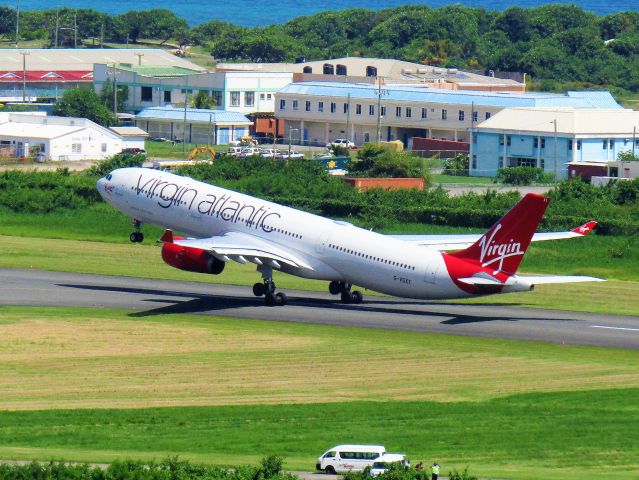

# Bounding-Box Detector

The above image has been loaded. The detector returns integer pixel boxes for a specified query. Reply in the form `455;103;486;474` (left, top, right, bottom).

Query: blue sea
2;0;638;27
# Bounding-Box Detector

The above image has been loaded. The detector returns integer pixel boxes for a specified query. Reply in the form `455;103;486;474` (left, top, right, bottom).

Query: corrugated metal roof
278;82;622;109
475;108;639;135
136;106;252;124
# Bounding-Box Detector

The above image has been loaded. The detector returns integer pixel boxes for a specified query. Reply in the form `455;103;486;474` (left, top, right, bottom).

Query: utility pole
345;92;351;145
552;119;558;179
375;76;384;142
135;52;144;66
100;22;104;48
20;50;29;102
182;78;189;155
15;0;20;48
112;63;118;117
54;10;59;47
73;12;77;48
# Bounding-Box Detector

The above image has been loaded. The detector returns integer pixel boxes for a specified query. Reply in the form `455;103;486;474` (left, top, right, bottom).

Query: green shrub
348;143;425;178
442;154;469;176
85;153;146;177
448;467;477;480
495;167;547;185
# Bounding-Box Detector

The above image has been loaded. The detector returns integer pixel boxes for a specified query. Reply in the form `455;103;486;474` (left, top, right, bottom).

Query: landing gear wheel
265;293;276;306
351;290;363;304
275;292;288;306
328;281;342;295
253;282;265;296
340;291;353;304
129;232;144;243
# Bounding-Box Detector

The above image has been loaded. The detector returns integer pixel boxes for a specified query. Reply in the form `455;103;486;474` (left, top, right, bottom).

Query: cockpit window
106;174;112;181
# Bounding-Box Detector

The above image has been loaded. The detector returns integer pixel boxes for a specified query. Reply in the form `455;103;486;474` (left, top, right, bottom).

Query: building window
485;112;491;120
540;159;545;169
231;92;240;107
442;109;447;120
305;101;311;112
500;136;505;146
318;101;324;112
406;107;412;118
323;64;334;75
267;93;272;100
245;91;255;107
343;103;349;114
541;138;546;148
603;139;608;149
396;106;402;117
577;140;582;150
534;138;538;148
507;135;511;146
366;66;377;77
141;86;152;102
381;105;386;116
336;64;347;76
279;99;286;110
260;93;265;100
330;102;336;113
72;143;81;153
292;100;299;111
163;90;171;103
356;104;362;115
303;66;312;73
472;111;478;122
421;108;427;119
101;143;107;153
369;105;375;116
472;154;477;169
459;110;465;121
569;140;573;151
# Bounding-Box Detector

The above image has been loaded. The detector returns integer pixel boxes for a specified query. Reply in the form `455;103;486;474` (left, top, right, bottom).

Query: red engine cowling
161;241;225;275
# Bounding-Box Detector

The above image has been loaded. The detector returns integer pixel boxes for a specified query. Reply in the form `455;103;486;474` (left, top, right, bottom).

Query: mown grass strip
0;390;637;479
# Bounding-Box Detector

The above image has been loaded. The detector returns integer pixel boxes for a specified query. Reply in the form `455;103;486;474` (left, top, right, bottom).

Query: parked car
369;454;408;477
239;147;263;158
259;148;279;158
327;138;355;149
227;146;244;157
279;150;305;159
120;147;146;155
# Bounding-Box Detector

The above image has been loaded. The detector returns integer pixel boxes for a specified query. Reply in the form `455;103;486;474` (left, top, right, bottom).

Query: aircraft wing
457;273;604;288
162;230;313;270
388;221;597;251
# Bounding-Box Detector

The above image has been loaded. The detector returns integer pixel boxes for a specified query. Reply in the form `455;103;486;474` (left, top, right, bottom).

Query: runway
1;269;638;349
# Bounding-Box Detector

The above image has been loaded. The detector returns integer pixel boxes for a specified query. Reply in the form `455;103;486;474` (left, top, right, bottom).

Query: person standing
431;462;440;480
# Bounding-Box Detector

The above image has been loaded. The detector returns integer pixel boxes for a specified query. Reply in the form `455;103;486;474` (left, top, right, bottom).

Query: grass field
0;307;637;479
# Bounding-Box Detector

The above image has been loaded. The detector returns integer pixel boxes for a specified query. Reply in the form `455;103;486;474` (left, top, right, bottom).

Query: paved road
2;269;637;349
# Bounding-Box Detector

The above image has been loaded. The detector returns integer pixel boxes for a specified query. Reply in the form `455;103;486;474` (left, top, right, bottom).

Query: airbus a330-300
97;168;602;306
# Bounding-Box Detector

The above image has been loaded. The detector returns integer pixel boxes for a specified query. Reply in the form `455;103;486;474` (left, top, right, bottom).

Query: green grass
0;306;637;479
145;141;230;159
431;174;495;185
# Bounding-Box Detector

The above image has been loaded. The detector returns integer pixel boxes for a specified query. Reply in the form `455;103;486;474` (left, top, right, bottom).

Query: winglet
160;229;174;243
571;221;597;236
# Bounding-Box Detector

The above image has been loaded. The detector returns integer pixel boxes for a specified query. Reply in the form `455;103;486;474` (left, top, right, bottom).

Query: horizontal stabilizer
457;276;504;286
518;275;605;284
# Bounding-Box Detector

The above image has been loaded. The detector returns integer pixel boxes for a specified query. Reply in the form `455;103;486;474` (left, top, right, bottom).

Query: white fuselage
98;168;468;299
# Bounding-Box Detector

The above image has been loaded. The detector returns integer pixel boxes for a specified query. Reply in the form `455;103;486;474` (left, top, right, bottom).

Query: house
109;126;149;150
0;112;123;161
275;82;622;147
470;108;639;179
135;106;252;145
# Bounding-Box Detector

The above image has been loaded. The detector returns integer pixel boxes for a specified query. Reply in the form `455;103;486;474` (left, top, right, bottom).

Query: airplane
97;167;603;306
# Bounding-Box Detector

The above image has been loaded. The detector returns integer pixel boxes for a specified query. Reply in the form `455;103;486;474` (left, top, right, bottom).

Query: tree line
4;5;639;92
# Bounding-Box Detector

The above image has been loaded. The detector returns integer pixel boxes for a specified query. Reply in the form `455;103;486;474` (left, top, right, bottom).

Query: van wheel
324;467;336;475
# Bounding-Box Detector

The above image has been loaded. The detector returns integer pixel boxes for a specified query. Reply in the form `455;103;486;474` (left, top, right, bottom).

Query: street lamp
288;127;299;160
15;0;19;49
20;50;29;102
375;76;388;143
135;52;144;66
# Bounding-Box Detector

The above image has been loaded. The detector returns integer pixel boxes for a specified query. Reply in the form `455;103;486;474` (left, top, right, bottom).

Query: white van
369;454;408;477
316;445;386;474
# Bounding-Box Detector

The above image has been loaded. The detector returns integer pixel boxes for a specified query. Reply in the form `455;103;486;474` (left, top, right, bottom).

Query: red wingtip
160;229;174;243
571;221;597;236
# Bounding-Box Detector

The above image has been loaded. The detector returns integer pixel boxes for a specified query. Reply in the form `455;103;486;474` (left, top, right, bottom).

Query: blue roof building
135;106;252;145
274;81;622;147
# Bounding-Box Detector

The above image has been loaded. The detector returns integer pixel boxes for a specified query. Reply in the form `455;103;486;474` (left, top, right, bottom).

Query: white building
275;82;622;147
0;113;124;161
109;126;149;150
93;64;293;114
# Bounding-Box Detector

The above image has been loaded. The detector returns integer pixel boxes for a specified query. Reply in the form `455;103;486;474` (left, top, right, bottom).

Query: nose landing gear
129;219;144;243
328;281;363;304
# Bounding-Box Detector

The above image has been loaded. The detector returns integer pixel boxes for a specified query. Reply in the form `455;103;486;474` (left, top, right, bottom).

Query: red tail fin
450;194;550;274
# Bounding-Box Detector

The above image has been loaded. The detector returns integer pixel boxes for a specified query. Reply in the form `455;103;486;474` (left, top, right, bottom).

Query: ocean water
2;0;637;27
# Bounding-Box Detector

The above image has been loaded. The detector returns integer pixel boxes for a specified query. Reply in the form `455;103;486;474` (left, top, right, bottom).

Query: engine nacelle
161;242;225;275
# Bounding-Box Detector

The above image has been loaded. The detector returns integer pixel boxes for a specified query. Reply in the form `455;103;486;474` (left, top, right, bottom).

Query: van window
324;451;336;458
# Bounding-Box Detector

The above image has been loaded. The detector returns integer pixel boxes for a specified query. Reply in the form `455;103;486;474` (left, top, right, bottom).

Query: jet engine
161;242;225;275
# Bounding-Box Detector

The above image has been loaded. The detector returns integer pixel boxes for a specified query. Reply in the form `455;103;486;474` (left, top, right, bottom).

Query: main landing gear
129;219;144;243
253;265;288;306
329;281;363;304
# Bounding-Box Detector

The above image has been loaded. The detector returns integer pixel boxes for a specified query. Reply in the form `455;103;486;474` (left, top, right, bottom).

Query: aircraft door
316;231;331;255
424;261;439;284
